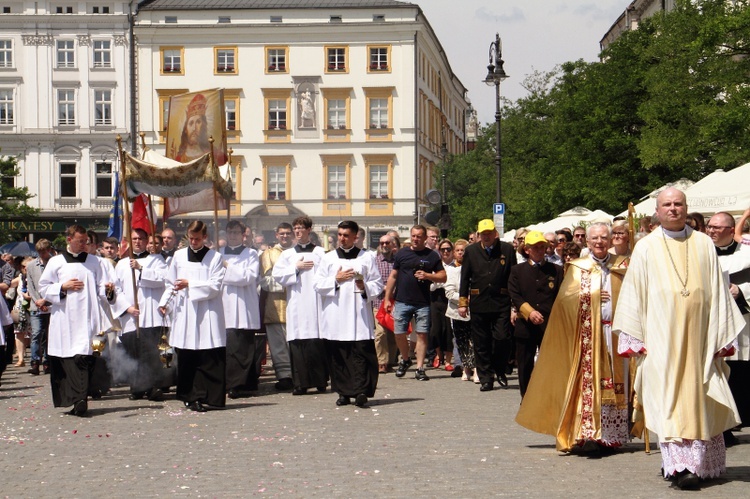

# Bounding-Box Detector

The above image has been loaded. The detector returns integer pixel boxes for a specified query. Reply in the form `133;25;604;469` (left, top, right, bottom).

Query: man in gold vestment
516;223;630;454
613;188;743;490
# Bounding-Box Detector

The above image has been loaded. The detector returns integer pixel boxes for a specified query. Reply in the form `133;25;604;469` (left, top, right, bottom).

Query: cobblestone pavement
1;361;748;498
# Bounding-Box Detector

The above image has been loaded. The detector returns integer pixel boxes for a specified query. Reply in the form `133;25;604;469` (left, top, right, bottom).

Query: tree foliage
438;0;750;237
0;153;39;243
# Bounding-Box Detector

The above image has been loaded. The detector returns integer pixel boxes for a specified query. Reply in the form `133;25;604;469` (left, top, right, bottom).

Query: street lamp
483;33;509;204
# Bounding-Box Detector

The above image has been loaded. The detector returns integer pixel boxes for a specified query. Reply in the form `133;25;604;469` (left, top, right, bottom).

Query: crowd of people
0;189;748;490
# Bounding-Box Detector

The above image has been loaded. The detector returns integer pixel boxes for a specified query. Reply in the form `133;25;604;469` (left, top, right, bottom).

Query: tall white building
0;1;133;239
2;0;469;247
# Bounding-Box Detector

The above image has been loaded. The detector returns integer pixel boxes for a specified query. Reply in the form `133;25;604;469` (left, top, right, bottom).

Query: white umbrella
525;207;613;234
683;164;750;215
621;178;696;217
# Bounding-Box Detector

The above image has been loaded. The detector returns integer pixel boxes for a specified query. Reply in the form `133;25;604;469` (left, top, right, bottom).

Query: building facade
600;0;677;51
2;0;469;247
0;1;133;241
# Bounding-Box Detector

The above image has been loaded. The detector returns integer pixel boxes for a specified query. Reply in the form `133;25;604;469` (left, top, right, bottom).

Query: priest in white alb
159;221;226;412
39;225;115;417
613;188;743;490
273;216;328;396
219;220;261;399
314;220;383;407
111;228;169;402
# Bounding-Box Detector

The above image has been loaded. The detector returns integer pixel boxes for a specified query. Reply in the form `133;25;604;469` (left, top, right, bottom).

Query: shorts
392;302;430;335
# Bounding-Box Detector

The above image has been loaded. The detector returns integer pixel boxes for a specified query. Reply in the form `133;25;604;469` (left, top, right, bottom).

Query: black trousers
326;339;378;398
175;347;226;407
289;338;329;390
470;311;511;385
226;328;258;391
515;333;543;398
119;327;166;394
49;355;97;408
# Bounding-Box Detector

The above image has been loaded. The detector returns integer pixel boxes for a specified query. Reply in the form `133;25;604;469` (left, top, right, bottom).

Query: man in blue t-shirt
384;225;446;381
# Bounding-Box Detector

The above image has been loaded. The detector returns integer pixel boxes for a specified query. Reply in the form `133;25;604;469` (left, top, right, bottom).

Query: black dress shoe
275;378;294;391
724;430;739;448
336;395;351;406
129;391;146;401
70;399;88;417
148;388;164;401
317;386;326;393
188;401;207;412
354;394;368;407
675;470;700;490
450;366;463;378
497;373;508;388
228;389;240;399
480;382;493;392
292;387;307;396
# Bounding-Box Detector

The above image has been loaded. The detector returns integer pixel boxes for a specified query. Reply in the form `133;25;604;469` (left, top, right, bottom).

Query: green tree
0;153;39;243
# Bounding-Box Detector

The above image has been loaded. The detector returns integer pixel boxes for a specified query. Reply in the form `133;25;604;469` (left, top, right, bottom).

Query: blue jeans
30;312;50;363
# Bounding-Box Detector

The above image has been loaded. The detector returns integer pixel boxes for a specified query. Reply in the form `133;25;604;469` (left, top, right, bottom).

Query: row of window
159;88;393;138
265;163;390;202
52;159;392;204
0;88;112;127
0;39;114;70
160;45;390;76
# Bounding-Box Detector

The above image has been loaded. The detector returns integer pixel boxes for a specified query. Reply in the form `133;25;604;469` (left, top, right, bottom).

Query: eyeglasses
574;234;586;239
439;247;453;252
612;232;627;237
706;225;732;231
556;238;566;243
379;241;391;246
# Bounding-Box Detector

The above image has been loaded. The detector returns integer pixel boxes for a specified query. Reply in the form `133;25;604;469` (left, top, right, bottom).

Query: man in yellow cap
458;219;517;391
508;231;563;397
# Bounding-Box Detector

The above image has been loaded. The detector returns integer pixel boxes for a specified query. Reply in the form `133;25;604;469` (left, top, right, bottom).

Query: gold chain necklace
661;229;689;297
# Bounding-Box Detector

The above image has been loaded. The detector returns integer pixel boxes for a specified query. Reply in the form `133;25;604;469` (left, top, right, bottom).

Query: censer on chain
91;331;107;356
158;288;178;368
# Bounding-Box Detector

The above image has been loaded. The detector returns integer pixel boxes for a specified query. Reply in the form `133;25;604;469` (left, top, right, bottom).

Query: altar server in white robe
159;221;226;412
111;228;169;401
219;220;261;399
39;225;115;416
273;216;329;396
314;220;383;408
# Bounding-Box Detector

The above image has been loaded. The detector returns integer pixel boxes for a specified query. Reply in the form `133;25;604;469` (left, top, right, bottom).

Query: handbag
375;300;412;333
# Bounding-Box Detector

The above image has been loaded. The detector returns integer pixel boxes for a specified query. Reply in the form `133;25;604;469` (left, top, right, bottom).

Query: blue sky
415;0;628;124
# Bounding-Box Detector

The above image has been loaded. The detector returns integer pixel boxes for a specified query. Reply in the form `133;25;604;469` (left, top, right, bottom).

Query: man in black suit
508;231;564;398
458;219;517;391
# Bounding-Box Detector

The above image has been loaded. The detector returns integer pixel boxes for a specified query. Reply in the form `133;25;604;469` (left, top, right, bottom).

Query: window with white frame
0;89;13;125
327;47;346;71
161;98;170;131
57;89;75;125
268;99;286;130
59;162;77;197
94;90;112;125
215;48;236;73
369;98;388;128
225;99;236;130
162;48;181;73
327;99;346;129
327;165;346;199
267;48;286;72
56;40;75;68
267;165;286;200
0;40;12;68
95;161;114;197
369;47;389;71
369;164;389;199
93;40;111;68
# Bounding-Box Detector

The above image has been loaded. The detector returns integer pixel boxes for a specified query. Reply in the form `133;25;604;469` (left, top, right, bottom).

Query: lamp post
483;33;509;204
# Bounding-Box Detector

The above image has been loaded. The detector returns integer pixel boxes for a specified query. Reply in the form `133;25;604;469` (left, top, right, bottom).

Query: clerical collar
716;240;739;256
336;246;360;260
295;242;315;253
590;253;610;266
162;248;175;257
133;250;149;260
62;248;88;264
662;226;688;239
187;245;210;262
224;245;245;255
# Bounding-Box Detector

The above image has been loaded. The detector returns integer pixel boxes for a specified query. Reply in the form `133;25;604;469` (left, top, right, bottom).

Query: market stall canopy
625;178;695;217
518;207;614;234
683;164;750;216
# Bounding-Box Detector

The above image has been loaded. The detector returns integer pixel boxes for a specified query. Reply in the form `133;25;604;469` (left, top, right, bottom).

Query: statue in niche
298;90;316;129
